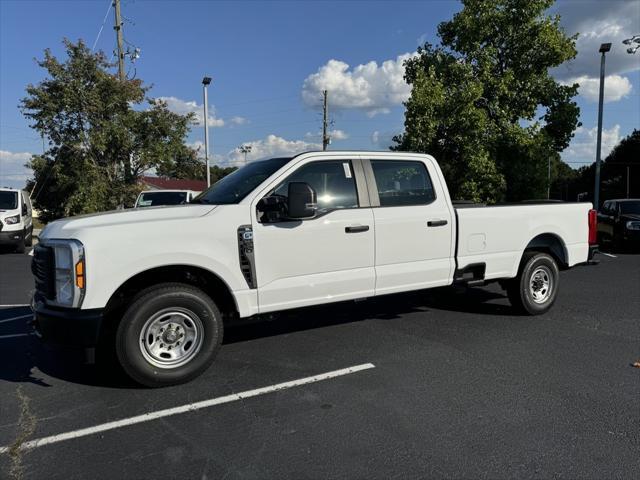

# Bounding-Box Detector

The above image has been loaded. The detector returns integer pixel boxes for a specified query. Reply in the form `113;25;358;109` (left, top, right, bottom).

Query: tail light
588;209;597;245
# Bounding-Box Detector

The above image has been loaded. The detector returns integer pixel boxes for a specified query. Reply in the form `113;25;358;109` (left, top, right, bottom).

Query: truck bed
454;202;592;281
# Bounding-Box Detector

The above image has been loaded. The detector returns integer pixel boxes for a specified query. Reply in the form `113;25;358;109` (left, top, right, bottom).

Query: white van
0;188;34;253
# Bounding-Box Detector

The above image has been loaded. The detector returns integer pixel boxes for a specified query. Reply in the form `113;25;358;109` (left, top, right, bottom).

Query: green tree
565;129;640;202
21;39;197;221
156;146;237;183
394;0;581;202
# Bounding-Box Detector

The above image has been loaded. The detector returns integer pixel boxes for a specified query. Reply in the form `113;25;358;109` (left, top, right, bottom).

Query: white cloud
371;130;398;149
562;124;621;165
302;53;417;116
157;96;225;127
562;74;632;102
305;129;349;141
230;116;248;125
0;150;33;188
225;135;320;167
330;129;349;140
554;0;640;79
417;33;429;47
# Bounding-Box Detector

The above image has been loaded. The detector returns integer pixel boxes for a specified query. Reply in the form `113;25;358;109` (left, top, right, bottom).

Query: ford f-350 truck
32;151;598;386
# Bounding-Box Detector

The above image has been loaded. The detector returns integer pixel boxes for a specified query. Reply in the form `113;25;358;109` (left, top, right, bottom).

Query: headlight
49;240;86;307
4;214;20;225
626;221;640;231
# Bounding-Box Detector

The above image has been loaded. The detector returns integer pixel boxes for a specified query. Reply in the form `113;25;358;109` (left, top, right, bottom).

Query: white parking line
0;314;32;325
0;333;34;340
0;304;30;308
0;362;376;454
600;252;617;258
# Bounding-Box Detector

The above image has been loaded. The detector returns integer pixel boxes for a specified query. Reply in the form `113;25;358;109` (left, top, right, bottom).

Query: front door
252;158;375;313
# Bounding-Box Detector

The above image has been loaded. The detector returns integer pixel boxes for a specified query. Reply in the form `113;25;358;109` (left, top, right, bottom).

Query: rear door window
370;160;435;207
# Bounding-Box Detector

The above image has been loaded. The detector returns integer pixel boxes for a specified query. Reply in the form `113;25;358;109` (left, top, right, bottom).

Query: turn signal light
75;260;85;289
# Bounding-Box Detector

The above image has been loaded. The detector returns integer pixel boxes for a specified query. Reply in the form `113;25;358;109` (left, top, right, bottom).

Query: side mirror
258;195;287;223
22;203;28;216
287;182;317;219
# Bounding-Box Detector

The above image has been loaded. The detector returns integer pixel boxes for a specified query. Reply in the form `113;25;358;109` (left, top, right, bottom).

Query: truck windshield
137;191;188;207
193;157;291;205
0;191;18;210
620;201;640;215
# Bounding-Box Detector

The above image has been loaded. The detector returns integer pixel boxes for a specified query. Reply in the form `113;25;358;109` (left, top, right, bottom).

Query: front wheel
116;283;223;387
506;252;559;315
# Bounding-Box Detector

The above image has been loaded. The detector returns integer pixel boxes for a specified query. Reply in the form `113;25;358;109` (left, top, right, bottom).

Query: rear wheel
506;252;559;315
115;283;223;387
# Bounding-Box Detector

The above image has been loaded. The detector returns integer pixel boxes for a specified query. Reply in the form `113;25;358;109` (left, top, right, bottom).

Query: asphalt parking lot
0;248;639;479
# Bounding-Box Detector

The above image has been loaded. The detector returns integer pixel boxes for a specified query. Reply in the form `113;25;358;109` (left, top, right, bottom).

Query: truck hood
40;204;217;240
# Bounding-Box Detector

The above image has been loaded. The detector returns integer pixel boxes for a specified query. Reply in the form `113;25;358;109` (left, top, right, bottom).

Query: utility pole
593;42;611;210
322;90;329;151
202;77;212;187
113;0;126;82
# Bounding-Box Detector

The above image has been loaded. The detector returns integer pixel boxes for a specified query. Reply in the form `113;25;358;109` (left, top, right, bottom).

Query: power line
91;0;113;51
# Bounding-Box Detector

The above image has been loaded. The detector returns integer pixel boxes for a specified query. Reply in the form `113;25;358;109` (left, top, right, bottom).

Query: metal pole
593;47;609;209
322;90;329;151
113;0;126;82
627;165;630;198
203;83;211;187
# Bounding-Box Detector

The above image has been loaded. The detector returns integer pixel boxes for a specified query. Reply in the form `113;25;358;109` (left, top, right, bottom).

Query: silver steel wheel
529;266;553;304
138;307;204;369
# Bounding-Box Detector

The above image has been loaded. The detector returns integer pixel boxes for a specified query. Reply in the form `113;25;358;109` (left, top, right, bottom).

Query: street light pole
593;43;611;210
202;76;212;187
239;145;252;165
622;35;639;199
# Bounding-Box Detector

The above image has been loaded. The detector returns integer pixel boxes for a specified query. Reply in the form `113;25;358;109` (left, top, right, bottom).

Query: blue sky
1;0;639;189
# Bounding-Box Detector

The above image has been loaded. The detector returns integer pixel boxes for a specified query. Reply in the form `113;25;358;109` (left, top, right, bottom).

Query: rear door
363;156;455;295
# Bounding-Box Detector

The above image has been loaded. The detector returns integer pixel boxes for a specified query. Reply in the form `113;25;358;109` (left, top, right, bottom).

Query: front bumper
0;229;23;245
32;300;104;347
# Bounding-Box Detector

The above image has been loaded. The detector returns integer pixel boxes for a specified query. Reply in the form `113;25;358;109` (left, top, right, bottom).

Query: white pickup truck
32;151;598;386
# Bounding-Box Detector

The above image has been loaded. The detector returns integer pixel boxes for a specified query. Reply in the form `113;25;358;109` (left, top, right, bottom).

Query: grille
31;244;55;300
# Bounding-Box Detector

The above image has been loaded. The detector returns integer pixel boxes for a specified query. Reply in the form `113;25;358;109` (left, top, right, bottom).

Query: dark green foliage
22;39;198;221
394;0;581;202
557;129;640;202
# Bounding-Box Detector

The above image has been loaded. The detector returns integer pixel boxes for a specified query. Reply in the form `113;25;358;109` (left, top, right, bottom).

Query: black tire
15;232;26;254
506;252;559;315
25;227;33;247
115;283;223;387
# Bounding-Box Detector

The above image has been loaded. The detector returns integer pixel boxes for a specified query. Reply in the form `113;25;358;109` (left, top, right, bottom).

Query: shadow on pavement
225;285;512;344
0;307;137;389
0;285;512;388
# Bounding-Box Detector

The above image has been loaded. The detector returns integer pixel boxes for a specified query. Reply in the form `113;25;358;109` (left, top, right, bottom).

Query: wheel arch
521;233;568;270
103;265;239;329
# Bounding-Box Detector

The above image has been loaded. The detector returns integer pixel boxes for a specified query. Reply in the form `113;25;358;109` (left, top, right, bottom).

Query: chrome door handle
427;220;448;227
345;225;369;233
